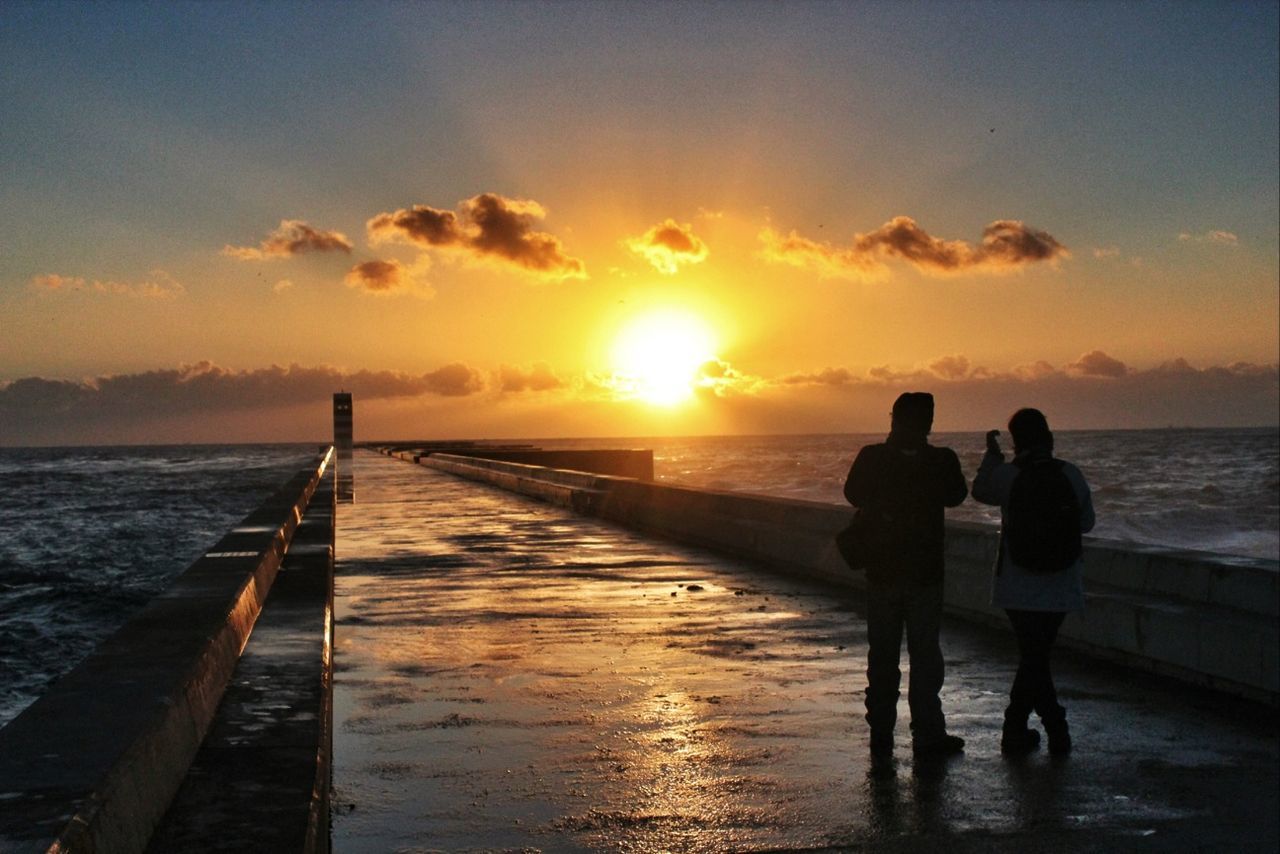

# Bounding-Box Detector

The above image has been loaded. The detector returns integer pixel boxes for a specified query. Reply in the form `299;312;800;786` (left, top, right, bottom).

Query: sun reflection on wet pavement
332;451;1278;852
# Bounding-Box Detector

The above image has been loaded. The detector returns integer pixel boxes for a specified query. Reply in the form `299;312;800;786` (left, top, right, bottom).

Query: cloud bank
0;361;484;429
625;219;709;274
223;220;354;260
2;352;1274;444
761;216;1069;280
367;193;585;279
496;362;564;393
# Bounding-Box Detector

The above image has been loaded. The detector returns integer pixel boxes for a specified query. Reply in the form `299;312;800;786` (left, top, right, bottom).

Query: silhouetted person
844;392;968;758
972;408;1095;755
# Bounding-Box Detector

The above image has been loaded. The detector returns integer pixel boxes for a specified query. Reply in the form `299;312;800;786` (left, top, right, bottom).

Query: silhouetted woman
972;408;1094;755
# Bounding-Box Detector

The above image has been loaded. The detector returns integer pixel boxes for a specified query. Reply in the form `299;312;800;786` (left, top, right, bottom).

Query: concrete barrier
402;451;1279;705
376;445;655;481
0;450;334;854
146;466;335;853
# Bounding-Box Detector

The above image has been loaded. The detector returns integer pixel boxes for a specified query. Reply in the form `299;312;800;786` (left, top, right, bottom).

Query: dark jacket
844;436;968;584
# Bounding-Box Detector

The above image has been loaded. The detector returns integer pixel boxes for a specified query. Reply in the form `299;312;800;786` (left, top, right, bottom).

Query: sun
611;310;718;406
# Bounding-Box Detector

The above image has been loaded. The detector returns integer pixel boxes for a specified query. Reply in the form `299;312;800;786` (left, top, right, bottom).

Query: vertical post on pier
333;392;354;501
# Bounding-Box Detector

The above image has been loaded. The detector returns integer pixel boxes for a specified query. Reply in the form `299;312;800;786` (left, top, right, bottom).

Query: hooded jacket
843;433;969;584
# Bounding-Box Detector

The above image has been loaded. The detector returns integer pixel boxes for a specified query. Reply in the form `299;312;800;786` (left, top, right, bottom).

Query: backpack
1004;457;1083;573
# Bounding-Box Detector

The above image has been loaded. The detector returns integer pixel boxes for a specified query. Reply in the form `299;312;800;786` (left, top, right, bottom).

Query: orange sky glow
1;2;1276;444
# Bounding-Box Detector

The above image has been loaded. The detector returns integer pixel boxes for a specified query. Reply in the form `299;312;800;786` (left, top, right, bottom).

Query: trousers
864;579;946;739
1004;609;1067;724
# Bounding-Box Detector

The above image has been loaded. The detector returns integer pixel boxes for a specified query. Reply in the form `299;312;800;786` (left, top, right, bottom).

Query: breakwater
0;449;335;854
395;448;1279;705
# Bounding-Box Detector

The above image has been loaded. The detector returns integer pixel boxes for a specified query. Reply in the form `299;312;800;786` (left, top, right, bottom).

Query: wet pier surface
332;451;1278;853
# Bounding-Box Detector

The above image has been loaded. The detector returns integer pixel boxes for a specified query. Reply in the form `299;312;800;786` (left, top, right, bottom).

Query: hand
986;430;1001;455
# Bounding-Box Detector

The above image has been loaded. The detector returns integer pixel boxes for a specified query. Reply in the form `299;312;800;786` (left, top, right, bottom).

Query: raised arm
971;448;1009;506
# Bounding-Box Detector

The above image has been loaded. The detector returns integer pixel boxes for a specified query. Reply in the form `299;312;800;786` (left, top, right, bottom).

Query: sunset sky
2;1;1277;445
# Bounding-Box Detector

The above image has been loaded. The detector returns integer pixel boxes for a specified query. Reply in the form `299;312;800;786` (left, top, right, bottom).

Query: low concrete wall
0;450;333;854
146;464;335;853
400;447;654;481
405;451;1279;705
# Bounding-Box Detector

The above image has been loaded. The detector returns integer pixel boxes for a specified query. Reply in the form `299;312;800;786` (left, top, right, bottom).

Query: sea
1;428;1276;728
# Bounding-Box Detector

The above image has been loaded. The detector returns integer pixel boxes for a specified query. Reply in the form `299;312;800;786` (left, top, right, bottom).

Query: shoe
1044;719;1072;755
870;731;894;759
913;733;965;756
1001;725;1041;755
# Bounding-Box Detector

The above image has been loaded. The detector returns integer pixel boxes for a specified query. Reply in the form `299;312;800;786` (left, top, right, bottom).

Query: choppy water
539;428;1280;560
1;429;1276;728
0;444;318;727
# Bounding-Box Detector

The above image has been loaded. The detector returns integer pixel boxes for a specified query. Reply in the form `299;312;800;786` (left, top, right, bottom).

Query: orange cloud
367;205;462;247
1067;350;1128;378
761;216;1069;279
779;367;857;387
693;359;758;397
929;354;972;380
759;228;885;280
625;219;709;274
367;193;585;279
29;270;185;299
223;220;353;260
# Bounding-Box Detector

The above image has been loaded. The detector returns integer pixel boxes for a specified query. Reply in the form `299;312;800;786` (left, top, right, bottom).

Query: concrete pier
415;451;1280;704
0;451;334;854
334;449;1279;852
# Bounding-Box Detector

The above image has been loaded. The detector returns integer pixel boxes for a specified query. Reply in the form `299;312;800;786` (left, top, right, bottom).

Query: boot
1001;723;1041;754
870;729;894;759
1001;710;1041;755
913;732;965;757
1044;717;1071;755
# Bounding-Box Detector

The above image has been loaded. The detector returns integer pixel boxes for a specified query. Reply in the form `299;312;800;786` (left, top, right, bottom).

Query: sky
2;0;1277;445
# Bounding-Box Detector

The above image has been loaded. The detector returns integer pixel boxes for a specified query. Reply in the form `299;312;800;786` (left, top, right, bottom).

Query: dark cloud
496;362;564;393
423;362;486;396
343;257;434;297
625;219;709;274
224;220;353;260
761;216;1068;279
0;362;485;429
1067;350;1128;378
345;259;405;292
367;193;585;279
367;206;462;247
973;220;1067;265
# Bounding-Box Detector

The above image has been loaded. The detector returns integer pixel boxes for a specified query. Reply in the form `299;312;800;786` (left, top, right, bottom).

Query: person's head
891;392;934;437
1008;407;1053;455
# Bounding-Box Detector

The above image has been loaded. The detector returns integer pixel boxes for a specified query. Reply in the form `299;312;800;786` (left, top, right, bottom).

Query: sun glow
610;310;718;406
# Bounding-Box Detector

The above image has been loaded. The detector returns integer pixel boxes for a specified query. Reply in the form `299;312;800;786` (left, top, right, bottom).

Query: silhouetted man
972;408;1094;755
844;392;968;758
